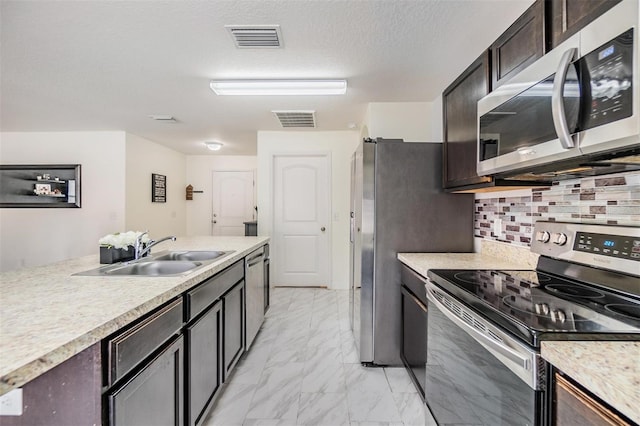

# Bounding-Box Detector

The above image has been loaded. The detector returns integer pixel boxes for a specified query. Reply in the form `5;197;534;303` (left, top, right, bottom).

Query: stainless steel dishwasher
245;246;265;349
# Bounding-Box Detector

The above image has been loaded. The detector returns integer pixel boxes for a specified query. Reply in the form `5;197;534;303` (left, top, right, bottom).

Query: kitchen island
0;235;269;396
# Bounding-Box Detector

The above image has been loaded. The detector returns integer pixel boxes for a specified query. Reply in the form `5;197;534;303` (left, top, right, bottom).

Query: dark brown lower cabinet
554;372;633;426
185;264;245;426
186;301;222;426
108;336;184;426
223;281;245;379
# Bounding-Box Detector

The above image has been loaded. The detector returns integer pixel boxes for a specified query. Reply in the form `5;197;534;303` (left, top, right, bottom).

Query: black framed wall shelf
0;164;81;208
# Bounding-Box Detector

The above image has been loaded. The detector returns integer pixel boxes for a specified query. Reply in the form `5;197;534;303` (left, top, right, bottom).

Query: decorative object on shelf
0;164;81;208
98;231;150;264
185;184;203;200
152;173;166;203
34;183;51;195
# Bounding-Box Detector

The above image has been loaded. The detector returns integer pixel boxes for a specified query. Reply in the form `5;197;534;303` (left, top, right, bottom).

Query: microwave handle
551;47;578;149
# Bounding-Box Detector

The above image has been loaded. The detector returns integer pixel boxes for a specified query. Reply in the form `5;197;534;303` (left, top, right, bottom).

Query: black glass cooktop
427;269;640;347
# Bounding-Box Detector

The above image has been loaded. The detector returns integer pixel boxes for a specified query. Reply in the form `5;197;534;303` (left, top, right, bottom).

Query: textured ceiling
1;0;534;155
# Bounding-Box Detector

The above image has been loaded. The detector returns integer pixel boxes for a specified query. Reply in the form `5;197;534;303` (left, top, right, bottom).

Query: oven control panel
531;221;640;277
574;231;640;260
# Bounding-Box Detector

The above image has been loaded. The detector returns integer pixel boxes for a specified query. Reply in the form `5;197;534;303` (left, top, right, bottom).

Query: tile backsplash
474;171;640;248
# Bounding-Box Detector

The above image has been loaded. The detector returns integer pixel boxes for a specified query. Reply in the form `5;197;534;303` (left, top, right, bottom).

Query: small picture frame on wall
152;173;166;203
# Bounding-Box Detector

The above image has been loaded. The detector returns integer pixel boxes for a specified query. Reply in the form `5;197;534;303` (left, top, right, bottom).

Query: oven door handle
551;47;578;149
426;283;531;371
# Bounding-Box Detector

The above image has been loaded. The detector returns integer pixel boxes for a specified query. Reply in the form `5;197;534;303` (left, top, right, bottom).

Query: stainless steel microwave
477;0;640;181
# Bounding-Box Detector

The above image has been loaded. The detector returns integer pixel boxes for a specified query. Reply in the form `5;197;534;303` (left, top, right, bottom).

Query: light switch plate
0;388;23;416
493;218;502;236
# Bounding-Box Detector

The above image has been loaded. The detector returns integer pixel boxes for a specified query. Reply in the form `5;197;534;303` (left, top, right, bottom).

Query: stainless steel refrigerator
349;138;474;366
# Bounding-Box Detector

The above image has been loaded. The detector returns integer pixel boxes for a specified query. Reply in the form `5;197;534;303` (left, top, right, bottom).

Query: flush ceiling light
209;79;347;96
205;142;223;151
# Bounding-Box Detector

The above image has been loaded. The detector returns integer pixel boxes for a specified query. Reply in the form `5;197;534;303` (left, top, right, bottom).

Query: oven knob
552;233;568;246
536;231;551;243
535;303;550;315
551;309;566;323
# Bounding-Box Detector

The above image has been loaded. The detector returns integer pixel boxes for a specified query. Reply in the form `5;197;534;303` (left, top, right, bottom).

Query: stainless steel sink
103;260;202;276
153;250;229;262
73;249;234;277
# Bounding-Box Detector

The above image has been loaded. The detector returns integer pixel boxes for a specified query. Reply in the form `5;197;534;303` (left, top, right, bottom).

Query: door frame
211;169;256;236
270;151;332;288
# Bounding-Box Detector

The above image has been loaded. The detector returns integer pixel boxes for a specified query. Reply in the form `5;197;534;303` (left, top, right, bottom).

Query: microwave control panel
581;28;634;130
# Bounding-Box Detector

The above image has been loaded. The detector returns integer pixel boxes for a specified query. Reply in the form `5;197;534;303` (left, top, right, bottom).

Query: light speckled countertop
398;239;539;276
0;236;269;395
542;341;640;424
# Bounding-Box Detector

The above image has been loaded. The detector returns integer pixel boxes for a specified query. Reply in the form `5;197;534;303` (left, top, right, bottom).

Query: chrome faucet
134;231;176;259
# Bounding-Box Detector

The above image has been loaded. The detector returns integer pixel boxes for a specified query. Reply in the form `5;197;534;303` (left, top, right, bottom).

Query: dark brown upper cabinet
491;0;545;89
547;0;622;50
442;51;492;190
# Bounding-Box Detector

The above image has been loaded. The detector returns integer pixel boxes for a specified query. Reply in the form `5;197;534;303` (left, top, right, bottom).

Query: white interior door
273;154;331;287
211;171;255;236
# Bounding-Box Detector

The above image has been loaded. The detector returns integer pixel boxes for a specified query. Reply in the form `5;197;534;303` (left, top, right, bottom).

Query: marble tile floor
203;287;437;426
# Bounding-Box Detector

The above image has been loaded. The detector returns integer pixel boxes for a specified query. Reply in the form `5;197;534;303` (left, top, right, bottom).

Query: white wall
429;94;444;142
366;102;434;142
185;155;257;236
257;130;359;290
125;133;186;239
0;131;127;271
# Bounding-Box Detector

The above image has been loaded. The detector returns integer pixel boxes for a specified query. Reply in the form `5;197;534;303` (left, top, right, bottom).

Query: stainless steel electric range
426;222;640;426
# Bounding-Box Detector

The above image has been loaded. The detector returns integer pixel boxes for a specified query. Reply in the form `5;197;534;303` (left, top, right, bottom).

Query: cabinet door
548;0;622;50
491;0;544;88
555;372;632;425
442;50;492;189
186;301;222;426
224;280;245;379
400;286;427;400
108;336;184;426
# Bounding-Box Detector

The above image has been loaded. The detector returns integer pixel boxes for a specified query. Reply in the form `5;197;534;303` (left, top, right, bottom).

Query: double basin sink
75;250;232;277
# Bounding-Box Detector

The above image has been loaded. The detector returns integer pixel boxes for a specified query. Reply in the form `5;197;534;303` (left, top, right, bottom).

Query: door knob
321;227;326;232
212;220;217;224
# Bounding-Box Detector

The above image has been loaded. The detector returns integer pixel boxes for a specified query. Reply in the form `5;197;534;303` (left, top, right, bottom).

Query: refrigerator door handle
350;212;355;242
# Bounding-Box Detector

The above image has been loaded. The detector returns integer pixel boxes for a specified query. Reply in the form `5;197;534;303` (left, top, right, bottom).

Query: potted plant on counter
98;231;150;264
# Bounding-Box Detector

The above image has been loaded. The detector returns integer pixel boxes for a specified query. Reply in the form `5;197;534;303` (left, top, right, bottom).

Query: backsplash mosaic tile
474;171;640;248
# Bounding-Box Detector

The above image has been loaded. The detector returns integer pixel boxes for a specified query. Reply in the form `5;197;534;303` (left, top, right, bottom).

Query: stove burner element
546;284;605;299
453;271;484;285
604;304;640;320
453;271;552;286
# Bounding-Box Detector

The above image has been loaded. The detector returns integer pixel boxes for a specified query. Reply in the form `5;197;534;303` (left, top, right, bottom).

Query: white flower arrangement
99;231;151;250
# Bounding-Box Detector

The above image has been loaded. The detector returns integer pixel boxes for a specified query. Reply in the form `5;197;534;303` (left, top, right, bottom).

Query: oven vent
225;25;283;48
433;289;504;344
487;330;502;342
273;110;316;128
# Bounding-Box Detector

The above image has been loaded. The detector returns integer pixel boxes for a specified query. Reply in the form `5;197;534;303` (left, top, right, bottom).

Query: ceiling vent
148;115;177;122
273;110;316;128
225;25;282;48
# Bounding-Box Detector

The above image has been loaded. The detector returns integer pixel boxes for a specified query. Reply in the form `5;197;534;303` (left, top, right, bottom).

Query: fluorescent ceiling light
205;141;223;151
209;80;347;96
